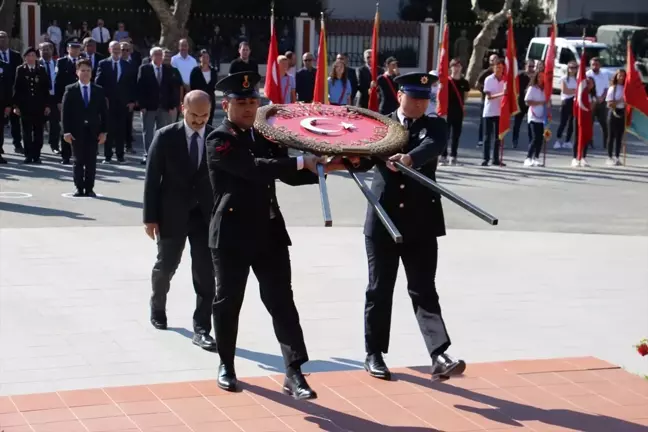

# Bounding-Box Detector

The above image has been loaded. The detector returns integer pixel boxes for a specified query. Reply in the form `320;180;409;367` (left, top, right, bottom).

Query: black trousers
478;100;485;142
47;99;61;150
607;109;624;159
125;110;134;148
20;114;45;161
556;98;574;142
364;236;450;357
151;208;215;334
527;121;544;159
443;111;463;158
10;111;22;146
593;102;608;148
105;104;127;160
513;105;531;145
71;129;98;191
573;117;590;159
61;133;73;162
483;116;502;163
211;221;308;370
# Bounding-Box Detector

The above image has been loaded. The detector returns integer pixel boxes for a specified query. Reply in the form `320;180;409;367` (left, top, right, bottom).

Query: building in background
322;0;401;20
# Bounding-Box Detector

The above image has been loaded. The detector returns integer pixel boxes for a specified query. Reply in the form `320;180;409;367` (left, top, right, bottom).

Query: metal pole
316;163;333;227
435;0;447;70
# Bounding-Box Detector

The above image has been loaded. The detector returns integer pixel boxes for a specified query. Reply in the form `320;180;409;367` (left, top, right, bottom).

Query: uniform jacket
357;64;384;108
353;111;447;242
205;119;318;252
143;121;214;238
61;82;108;139
12;64;50;114
54;56;80;104
95;57;136;106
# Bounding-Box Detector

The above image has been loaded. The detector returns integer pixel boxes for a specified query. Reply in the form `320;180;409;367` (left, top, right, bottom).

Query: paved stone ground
1;97;647;402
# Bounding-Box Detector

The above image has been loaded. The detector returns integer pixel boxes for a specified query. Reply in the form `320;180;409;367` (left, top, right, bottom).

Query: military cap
23;46;38;57
215;71;260;99
66;37;82;48
394;72;438;99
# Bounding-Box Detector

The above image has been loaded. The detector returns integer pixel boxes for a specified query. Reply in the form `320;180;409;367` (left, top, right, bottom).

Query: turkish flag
263;13;282;104
498;14;520;141
436;23;449;117
575;49;593;160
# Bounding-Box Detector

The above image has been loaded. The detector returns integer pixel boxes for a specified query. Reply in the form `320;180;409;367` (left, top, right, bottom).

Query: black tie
112;61;118;81
45;61;51;77
404;118;412;129
189;132;199;170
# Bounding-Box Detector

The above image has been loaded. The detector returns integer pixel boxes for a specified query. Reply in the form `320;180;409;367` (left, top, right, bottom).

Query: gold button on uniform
399;203;404;208
228;208;233;212
400;184;405;189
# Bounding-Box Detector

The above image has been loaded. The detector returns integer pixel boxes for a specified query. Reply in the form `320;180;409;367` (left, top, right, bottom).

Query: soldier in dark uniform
206;72;323;399
349;72;466;382
12;47;50;164
54;39;83;164
0;56;10;164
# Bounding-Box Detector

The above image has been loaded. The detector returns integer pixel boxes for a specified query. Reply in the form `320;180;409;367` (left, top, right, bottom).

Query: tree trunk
0;0;18;37
147;0;192;50
465;0;514;88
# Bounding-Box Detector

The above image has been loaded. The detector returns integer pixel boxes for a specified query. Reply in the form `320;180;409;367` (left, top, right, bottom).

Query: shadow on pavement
0;201;95;220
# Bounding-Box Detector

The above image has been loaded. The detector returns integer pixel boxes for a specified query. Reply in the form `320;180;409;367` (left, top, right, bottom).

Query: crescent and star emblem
300;117;356;136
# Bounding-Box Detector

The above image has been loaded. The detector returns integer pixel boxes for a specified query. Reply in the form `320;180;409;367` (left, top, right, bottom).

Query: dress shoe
72;190;85;197
14;145;24;154
86;190;97;198
431;353;466;381
51;148;61;155
32;158;42;164
22;158;32;164
283;367;317;400
217;363;237;392
150;311;167;330
192;334;217;351
364;353;391;380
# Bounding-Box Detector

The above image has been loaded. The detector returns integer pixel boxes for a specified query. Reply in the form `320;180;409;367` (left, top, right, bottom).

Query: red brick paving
1;357;648;431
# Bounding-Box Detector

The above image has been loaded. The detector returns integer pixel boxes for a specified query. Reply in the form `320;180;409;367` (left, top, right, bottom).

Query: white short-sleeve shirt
586;69;610;98
482;74;506;118
524;86;546;123
605;84;625;109
561;76;577;100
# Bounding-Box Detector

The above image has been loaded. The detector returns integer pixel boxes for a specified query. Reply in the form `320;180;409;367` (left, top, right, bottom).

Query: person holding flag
623;38;648;146
439;59;470;166
376;56;400;115
495;13;520;167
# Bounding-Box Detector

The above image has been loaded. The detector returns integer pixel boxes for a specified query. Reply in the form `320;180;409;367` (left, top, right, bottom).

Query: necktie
156;67;161;83
113;61;118;81
83;85;89;106
189;132;199;169
45;61;51;77
404;118;412;129
1;52;6;62
99;29;104;43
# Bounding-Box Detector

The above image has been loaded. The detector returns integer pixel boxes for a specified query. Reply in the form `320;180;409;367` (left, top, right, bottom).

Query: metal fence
321;19;421;68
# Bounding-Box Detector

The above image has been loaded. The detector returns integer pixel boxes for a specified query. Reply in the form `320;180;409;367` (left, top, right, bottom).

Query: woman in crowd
189;50;218;125
523;71;547;167
606;69;626;166
572;77;597;167
554;61;577;149
79;22;91;40
328;60;352;106
440;59;470;166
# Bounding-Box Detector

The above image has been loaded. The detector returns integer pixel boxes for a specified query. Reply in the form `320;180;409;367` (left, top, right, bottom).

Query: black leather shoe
283;367;317;400
150;311;167;330
72;190;84;197
192;334;217;352
431;353;466;381
217;363;237;392
364;353;391;380
86;190;97;198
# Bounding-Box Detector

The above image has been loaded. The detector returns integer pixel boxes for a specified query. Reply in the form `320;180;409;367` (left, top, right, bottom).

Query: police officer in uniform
350;72;466;382
206;72;323;399
12;47;50;164
54;39;82;164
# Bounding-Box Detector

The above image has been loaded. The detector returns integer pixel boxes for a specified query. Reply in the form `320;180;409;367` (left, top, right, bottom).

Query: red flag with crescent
264;11;282;104
575;48;593;159
498;14;520;140
436;23;450;117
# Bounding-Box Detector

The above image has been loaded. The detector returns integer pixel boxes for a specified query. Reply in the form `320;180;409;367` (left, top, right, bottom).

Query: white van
526;37;623;91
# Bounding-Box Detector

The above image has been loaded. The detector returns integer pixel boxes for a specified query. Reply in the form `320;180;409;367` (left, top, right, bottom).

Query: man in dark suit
206;72;322;398
81;37;105;79
12;47;51;164
137;47;180;165
120;40;141;154
39;42;61;155
61;59;108;197
295;52;316;102
142;90;216;351
0;57;11;164
96;41;136;163
55;39;83;164
356;49;383;109
348;72;465;382
0;31;24;155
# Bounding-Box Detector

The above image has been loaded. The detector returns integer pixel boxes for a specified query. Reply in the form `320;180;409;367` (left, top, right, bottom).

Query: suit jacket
143;121;214;238
82;52;105;78
205;119;318;252
61;82;108;140
2;49;22;82
54;56;79;104
137;63;180;111
95;57;136;107
353;112;447;242
357;64;384;108
0;60;11;108
12;64;50;114
189;65;217;106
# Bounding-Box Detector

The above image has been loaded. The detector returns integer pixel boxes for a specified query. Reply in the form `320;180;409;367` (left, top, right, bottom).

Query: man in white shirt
91;19;111;55
46;20;62;56
171;39;197;92
481;58;506;166
585;57;609;148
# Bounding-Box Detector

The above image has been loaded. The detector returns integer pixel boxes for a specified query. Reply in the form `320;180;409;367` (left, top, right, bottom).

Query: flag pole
623;35;630;167
436;0;447;70
500;10;512;168
577;29;586;161
542;17;556;168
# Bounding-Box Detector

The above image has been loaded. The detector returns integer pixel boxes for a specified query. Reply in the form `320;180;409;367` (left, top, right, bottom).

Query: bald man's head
183;90;212;131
